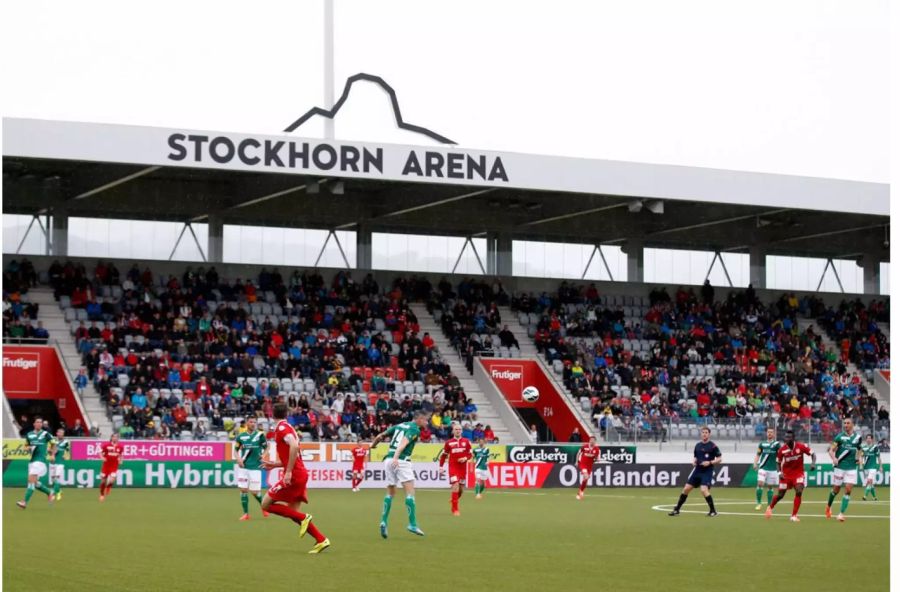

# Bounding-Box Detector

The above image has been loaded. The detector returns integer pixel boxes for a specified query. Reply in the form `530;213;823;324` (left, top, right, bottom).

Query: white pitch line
651;502;890;519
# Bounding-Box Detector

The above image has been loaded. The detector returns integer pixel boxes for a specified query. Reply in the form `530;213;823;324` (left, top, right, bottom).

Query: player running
260;402;330;554
825;418;862;522
575;436;600;500
859;434;882;501
668;426;721;517
48;428;71;501
765;430;816;522
438;422;473;515
97;433;125;501
234;416;269;520
350;438;368;492
370;410;429;538
753;427;780;510
16;417;55;509
472;437;491;499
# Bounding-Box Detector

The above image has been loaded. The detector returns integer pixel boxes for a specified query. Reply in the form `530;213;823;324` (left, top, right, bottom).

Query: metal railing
594;415;890;446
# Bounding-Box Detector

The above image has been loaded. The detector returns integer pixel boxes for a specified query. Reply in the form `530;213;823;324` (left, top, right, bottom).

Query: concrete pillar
494;234;512;277
624;239;644;283
861;254;880;295
356;224;372;270
748;246;766;290
51;208;68;257
207;214;224;263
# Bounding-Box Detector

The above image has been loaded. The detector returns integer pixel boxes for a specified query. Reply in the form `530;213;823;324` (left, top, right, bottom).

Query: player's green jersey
473;447;490;470
235;430;267;470
383;422;420;461
25;430;53;463
832;431;862;470
50;438;70;464
756;439;781;471
861;444;881;470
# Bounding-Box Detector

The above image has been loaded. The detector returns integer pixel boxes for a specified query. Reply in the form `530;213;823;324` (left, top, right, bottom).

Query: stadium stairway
3;393;19;437
28;287;112;436
496;305;604;439
409;303;513;444
798;317;890;412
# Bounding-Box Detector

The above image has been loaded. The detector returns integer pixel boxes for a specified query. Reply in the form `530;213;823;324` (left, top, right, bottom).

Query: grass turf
3;486;889;592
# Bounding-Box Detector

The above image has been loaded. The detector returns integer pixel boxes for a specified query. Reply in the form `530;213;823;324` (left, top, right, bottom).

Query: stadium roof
2;117;890;260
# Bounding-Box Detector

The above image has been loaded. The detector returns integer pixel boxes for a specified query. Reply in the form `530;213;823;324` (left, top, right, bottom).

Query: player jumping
826;418;862;522
48;428;71;501
235;416;269;520
765;430;816;522
575;436;600;500
753;427;780;510
98;433;124;501
350;437;368;492
260;402;330;554
16;417;55;509
438;422;472;515
472;437;491;499
668;426;721;517
370;410;429;538
859;434;882;501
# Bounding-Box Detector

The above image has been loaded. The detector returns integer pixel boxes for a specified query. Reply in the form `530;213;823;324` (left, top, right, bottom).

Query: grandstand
2;117;890;446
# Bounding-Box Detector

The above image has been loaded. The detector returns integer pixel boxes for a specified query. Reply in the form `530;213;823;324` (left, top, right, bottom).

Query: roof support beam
768;224;887;245
645;208;792;237
72;166;161;200
335;188;494;230
519;203;627;227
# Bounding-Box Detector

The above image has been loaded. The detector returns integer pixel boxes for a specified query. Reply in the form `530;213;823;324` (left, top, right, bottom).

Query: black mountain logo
283;73;456;145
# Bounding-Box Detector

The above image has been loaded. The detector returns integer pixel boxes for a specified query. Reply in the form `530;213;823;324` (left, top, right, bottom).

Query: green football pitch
3;487;889;592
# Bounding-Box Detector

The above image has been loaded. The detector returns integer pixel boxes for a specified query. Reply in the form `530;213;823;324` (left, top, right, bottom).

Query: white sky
0;0;890;182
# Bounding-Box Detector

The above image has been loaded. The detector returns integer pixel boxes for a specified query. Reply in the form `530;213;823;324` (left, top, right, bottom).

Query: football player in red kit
261;402;331;553
438;423;472;516
765;430;816;522
575;436;600;500
97;433;125;502
350;438;368;492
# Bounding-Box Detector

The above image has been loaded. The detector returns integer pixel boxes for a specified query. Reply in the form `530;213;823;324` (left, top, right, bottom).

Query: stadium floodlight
627;200;643;213
646;200;664;215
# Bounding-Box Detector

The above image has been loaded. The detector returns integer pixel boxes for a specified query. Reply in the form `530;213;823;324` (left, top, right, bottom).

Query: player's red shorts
352;462;365;474
579;464;593;475
100;462;120;477
268;470;309;504
448;464;467;484
779;474;805;490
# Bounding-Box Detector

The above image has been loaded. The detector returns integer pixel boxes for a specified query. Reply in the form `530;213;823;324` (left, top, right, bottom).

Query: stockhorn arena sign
0;73;888;214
